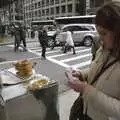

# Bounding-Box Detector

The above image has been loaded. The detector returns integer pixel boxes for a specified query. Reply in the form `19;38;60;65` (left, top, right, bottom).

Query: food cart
0;68;59;120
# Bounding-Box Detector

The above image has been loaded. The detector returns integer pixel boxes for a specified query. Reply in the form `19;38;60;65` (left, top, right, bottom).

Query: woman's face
96;25;114;50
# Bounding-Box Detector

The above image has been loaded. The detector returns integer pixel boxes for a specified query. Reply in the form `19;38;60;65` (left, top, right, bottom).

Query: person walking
65;1;120;120
14;25;21;52
20;26;27;51
38;27;48;60
64;30;76;54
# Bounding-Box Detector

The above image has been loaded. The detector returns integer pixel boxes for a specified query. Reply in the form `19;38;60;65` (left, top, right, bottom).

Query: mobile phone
65;71;73;81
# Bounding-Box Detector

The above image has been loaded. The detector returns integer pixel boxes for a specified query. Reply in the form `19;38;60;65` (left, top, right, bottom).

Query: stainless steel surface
0;70;59;120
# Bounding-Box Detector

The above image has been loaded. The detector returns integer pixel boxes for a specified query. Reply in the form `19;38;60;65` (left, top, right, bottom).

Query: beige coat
81;47;120;120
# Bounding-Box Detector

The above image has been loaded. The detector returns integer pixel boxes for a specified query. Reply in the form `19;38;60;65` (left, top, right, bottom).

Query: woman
66;2;120;120
64;30;76;54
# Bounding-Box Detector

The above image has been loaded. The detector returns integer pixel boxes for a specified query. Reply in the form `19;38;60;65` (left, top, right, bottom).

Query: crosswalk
28;45;92;70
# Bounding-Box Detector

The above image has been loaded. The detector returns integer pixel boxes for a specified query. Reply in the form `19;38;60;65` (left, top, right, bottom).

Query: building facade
86;0;105;14
86;0;118;15
0;0;24;25
24;0;86;26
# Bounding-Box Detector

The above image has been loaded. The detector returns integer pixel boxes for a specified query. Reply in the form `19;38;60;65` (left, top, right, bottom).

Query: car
56;24;98;47
47;30;57;48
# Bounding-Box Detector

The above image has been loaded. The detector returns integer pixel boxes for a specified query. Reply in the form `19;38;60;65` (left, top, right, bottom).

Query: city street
0;39;92;120
0;40;92;92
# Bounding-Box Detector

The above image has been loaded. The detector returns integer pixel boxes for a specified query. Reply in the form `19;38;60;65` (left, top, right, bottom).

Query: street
0;39;92;120
0;40;92;93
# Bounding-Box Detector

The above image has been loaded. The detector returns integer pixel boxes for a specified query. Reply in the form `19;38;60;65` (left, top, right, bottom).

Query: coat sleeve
83;88;120;119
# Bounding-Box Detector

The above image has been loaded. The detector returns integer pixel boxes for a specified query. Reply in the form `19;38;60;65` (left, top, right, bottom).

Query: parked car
56;24;98;47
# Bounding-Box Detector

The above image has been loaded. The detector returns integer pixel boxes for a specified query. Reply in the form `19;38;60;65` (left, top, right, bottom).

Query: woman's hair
95;1;120;59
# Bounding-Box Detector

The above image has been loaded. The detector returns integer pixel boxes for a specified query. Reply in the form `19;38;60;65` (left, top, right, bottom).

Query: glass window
35;11;37;16
38;2;41;8
46;0;49;6
42;10;45;16
61;5;66;13
39;10;41;16
68;4;72;13
46;9;49;15
90;0;95;8
51;8;54;14
35;3;37;9
71;26;82;31
56;6;59;14
55;0;59;4
50;0;54;5
42;0;45;7
61;0;65;3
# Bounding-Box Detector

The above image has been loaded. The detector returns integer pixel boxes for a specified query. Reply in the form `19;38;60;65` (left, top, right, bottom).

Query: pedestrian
65;1;120;120
38;27;48;60
20;26;27;51
64;30;76;54
14;25;21;52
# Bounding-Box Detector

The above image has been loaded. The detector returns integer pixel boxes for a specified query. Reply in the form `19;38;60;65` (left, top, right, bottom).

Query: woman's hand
65;70;92;93
68;78;93;93
66;68;84;81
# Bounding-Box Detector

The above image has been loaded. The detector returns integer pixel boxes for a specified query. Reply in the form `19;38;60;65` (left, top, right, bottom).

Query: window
46;9;49;15
71;26;82;31
56;7;59;14
42;0;45;7
68;4;72;13
35;3;37;9
38;2;41;8
61;0;65;3
63;26;82;32
61;5;66;13
76;3;80;13
51;8;54;15
55;0;59;4
46;0;49;6
39;10;41;16
95;0;104;7
35;11;37;16
90;0;95;8
81;26;90;31
50;0;54;5
42;10;45;16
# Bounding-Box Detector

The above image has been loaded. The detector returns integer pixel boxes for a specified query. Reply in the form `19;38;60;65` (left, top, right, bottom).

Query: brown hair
95;1;120;59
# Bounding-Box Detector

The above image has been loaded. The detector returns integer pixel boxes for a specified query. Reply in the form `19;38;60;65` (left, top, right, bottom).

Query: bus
31;20;55;26
55;15;96;25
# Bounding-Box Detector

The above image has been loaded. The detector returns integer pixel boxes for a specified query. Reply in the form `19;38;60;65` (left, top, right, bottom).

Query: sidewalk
59;90;79;120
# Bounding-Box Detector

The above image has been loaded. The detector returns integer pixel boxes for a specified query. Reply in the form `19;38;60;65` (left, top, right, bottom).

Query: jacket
81;47;120;120
65;31;74;46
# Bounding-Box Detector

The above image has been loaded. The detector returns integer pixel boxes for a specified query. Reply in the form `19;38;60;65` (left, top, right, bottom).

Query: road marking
49;48;91;58
71;60;91;69
60;54;92;62
47;57;70;68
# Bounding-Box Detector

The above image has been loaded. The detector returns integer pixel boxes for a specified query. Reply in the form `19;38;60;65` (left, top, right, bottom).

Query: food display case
0;70;59;120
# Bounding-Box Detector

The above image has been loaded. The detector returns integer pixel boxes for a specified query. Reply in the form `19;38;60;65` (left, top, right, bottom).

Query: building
86;0;105;15
86;0;119;15
24;0;86;26
0;0;24;25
